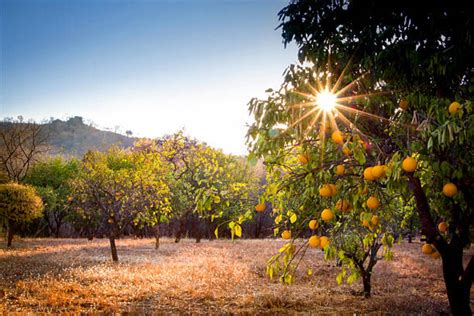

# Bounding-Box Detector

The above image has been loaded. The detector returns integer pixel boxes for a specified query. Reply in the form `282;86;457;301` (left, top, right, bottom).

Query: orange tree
247;1;473;314
71;147;171;261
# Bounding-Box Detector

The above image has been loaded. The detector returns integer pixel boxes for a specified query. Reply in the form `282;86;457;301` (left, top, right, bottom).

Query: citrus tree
24;157;79;237
246;1;473;313
71;147;171;261
0;183;43;246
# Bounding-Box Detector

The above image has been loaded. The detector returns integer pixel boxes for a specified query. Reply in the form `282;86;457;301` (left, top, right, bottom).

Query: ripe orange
362;220;370;227
335;164;345;175
371;215;380;226
308;235;320;248
309;219;318;230
336;199;351;212
442;183;458;197
364;167;375;181
448;101;460;114
255;203;266;212
431;251;441;259
319;236;330;248
298;153;309;164
328;184;337;196
331;131;344;144
421;244;433;255
319;185;333;197
399;99;409;110
281;230;291;240
438;222;447;233
321;208;334;222
367;196;380;209
371;165;386;178
402;157;417;173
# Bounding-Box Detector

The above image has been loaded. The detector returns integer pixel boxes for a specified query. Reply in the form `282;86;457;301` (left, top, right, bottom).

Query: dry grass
0;238;471;314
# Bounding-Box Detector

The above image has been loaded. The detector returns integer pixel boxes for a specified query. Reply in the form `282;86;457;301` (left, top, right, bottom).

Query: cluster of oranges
364;165;387;181
421;243;441;259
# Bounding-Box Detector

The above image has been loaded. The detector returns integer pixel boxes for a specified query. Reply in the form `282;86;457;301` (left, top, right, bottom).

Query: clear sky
0;0;297;155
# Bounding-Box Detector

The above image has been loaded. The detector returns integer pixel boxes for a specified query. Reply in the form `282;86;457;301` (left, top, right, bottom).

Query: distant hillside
0;116;137;157
45;116;136;157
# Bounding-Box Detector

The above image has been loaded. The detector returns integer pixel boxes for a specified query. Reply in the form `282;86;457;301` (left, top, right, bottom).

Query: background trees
0;183;43;246
247;0;473;313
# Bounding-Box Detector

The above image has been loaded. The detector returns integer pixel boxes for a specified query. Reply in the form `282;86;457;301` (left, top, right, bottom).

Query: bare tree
0;117;49;182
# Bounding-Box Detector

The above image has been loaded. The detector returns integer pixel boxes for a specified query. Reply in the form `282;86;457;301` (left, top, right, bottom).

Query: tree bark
6;220;14;247
407;175;472;315
109;236;119;262
154;224;160;250
362;273;371;298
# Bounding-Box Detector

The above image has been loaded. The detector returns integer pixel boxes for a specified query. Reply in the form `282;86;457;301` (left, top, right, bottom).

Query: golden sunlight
316;89;337;112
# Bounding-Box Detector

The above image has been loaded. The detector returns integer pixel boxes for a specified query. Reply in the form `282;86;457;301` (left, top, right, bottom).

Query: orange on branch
308;235;320;248
336;199;351;212
364;167;375;181
321;208;334;222
281;230;291;240
422;244;433;255
319;236;330;248
309;219;318;230
255;203;266;212
319;185;333;197
438;222;447;233
431;251;441;259
328;184;337;196
342;145;351;156
367;196;380;209
298;153;309;164
371;215;380;226
448;101;460;114
331;131;344;144
335;164;345;175
442;183;458;197
402;157;417;173
372;165;386;179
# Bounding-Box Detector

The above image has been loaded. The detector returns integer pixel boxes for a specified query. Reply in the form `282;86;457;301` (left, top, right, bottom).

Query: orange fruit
309;219;318;230
319;185;333;197
442;183;458;197
331;131;344;144
308;235;320;248
321;208;334;222
362;220;370;227
402;157;417;173
328;184;337;196
399;99;409;110
421;244;433;255
319;236;330;248
336;199;351;212
448;101;460;114
367;196;380;209
431;251;441;259
371;215;380;226
364;167;375;181
335;164;345;175
372;165;386;178
255;203;266;212
281;230;291;240
438;222;447;233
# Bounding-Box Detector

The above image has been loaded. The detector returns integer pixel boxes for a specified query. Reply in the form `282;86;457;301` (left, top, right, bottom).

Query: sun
316;89;337;112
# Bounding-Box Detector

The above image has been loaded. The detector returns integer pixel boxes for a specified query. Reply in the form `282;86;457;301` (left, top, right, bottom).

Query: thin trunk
6;220;14;247
175;218;186;243
109;236;119;262
408;218;413;243
362;273;371;298
154;224;160;250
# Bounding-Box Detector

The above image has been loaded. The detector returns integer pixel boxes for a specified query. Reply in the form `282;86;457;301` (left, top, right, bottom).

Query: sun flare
316;89;337;112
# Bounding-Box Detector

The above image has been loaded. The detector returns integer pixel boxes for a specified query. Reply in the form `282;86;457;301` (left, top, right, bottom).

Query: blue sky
0;0;297;154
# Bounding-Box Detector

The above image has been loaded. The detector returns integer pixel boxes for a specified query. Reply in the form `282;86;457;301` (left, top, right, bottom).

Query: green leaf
290;213;297;223
234;224;242;237
214;227;219;239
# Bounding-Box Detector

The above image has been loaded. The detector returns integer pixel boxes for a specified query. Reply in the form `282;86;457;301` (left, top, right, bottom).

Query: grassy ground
0;238;471;314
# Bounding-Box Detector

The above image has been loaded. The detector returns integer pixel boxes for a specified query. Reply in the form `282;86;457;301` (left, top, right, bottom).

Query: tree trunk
154;224;160;250
175;218;186;243
442;249;472;315
408;218;413;243
6;220;14;247
109;236;119;262
362;273;371;298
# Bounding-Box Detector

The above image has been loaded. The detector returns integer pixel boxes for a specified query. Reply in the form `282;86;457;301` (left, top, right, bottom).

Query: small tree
0;183;43;246
24;157;79;237
72;147;170;261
